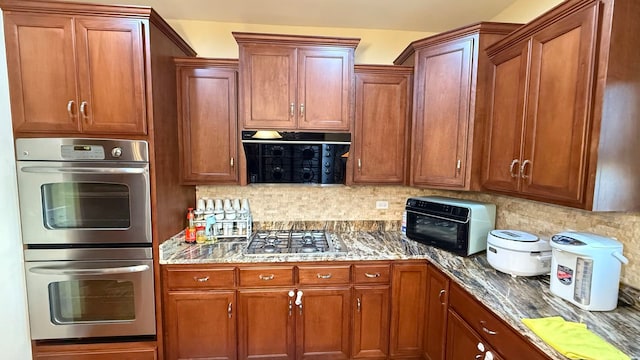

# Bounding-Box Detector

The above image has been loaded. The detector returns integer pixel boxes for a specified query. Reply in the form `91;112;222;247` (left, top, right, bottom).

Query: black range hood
241;131;350;184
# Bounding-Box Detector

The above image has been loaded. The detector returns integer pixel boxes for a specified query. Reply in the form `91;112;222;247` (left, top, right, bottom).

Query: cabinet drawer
297;265;351;285
449;282;549;360
165;268;235;290
353;264;390;284
239;266;294;287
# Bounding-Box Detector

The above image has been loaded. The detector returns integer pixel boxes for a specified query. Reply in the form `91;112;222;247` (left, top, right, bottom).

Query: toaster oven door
406;209;470;256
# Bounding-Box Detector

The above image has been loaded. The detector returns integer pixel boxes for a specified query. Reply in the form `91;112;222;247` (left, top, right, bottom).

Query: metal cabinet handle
195;276;209;282
357;297;361;312
80;101;88;120
259;274;275;281
316;273;332;279
520;159;531;180
290;102;295;117
480;321;498;335
230;157;234;168
357;159;362;171
456;159;462;173
67;100;75;120
438;289;446;305
295;290;304;315
509;159;520;178
227;302;232;318
364;272;380;278
300;103;305;117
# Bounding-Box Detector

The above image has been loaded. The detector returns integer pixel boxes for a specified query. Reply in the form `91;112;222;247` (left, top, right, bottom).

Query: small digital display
74;145;92;151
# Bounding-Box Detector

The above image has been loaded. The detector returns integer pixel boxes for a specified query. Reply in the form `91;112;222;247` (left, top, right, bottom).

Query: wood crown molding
354;64;414;75
393;21;522;65
174;57;238;69
0;0;196;57
233;32;360;48
485;0;599;57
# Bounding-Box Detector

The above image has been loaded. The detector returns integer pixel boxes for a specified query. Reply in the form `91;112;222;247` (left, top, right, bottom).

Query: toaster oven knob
111;147;123;158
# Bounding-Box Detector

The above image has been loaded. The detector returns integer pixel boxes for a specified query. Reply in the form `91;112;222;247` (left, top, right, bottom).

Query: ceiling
63;0;519;32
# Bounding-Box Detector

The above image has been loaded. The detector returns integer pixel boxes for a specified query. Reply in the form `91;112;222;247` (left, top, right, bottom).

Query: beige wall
166;19;432;64
491;0;565;23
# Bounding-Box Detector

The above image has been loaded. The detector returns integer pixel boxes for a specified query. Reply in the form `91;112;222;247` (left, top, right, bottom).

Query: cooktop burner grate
245;230;345;255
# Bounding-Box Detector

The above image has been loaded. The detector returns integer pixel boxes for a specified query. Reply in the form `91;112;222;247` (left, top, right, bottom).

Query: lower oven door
24;255;155;340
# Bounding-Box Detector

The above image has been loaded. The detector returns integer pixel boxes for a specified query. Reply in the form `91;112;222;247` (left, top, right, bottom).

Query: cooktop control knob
111;147;123;158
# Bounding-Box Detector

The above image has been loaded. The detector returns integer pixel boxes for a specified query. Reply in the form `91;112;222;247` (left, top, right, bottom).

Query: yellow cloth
522;316;630;360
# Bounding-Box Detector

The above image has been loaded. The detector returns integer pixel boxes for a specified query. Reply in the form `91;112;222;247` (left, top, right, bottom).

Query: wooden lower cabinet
33;342;157;360
164;291;237;360
423;265;450;360
296;287;351;360
389;262;427;359
237;289;295;360
446;310;503;360
352;286;390;359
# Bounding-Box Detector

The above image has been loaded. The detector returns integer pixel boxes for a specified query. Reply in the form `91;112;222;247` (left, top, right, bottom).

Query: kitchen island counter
160;231;640;359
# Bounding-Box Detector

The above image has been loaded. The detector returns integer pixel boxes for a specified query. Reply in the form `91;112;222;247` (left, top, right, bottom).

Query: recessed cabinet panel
4;14;80;133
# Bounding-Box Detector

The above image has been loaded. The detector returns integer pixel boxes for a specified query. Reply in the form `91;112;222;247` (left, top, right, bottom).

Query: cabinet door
521;4;598;203
424;266;450;360
352;286;390;359
446;310;503;360
389;263;427;359
238;289;295;360
412;38;473;188
239;45;297;129
165;291;236;360
75;17;146;135
482;43;529;193
353;70;410;184
296;287;351;360
177;66;238;183
297;48;352;131
3;14;80;134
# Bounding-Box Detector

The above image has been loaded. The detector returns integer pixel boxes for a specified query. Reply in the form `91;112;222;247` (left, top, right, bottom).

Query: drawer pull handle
227;302;232;319
317;273;332;279
438;289;446;305
364;272;380;278
509;159;520;178
259;274;275;281
357;297;361;312
80;101;88;120
195;276;209;282
480;321;498;335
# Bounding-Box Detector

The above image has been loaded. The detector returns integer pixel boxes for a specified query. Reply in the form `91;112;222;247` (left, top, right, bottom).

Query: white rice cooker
549;231;628;311
486;230;552;277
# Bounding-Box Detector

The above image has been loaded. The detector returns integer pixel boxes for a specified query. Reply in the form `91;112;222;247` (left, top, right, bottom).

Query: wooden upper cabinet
3;10;147;136
485;0;640;211
394;22;522;191
234;32;359;131
74;17;146;134
352;65;412;185
175;58;239;184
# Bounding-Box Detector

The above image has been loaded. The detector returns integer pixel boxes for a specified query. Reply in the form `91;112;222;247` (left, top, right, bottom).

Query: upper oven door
17;161;151;245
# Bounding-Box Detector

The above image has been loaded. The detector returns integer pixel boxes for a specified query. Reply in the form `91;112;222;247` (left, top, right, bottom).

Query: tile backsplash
197;184;640;288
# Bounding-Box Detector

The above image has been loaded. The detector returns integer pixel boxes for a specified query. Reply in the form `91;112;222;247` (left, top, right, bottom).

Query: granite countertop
160;231;640;360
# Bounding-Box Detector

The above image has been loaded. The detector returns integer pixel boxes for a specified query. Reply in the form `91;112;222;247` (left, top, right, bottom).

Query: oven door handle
21;166;146;175
405;209;469;224
29;264;150;275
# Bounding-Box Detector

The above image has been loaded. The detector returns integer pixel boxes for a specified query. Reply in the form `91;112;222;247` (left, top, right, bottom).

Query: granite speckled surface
160;231;640;360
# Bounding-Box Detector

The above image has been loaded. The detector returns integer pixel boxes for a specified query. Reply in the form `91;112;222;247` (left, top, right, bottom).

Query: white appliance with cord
549;231;629;311
486;230;552;277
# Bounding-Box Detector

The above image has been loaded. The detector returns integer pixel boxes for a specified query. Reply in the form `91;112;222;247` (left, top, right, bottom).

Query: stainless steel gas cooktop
245;229;346;255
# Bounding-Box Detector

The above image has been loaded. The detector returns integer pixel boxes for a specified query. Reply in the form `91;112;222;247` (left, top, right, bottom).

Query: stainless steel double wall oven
16;138;156;340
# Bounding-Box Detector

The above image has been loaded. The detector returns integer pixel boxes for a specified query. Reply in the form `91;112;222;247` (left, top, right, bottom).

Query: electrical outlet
375;200;389;209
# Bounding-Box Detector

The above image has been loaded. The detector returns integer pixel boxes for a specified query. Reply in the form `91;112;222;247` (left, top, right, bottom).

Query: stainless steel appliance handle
29;264;150;276
21;166;146;175
406;209;469;224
